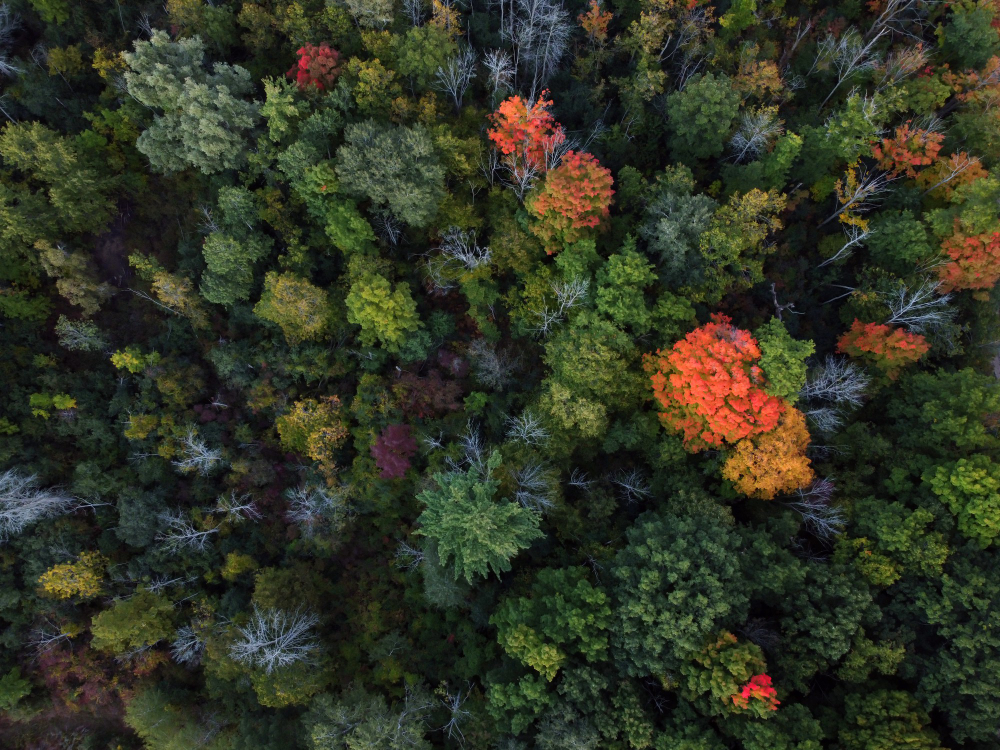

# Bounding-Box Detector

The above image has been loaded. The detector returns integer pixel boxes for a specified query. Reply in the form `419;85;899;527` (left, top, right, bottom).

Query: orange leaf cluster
732;674;779;712
487;91;566;172
915;152;987;198
526;151;614;254
287;43;342;92
644;314;785;452
578;0;612;44
872;122;943;178
937;228;1000;293
722;407;814;500
837;319;929;378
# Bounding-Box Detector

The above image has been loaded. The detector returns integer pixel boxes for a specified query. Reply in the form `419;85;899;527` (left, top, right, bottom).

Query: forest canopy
1;0;1000;748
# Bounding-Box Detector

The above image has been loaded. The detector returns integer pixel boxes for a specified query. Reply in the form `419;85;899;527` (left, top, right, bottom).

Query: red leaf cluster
644;314;784;452
371;424;418;479
487;91;566;172
837;319;929;378
526;150;614;254
937;228;1000;293
732;674;780;711
393;370;463;418
872;122;943;178
287;43;342;91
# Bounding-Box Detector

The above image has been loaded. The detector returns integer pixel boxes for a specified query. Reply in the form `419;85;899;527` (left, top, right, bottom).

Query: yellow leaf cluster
39;551;105;600
722;406;814;500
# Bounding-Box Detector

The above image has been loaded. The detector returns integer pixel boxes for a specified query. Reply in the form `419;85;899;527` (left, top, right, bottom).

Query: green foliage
304;687;433;749
595;240;657;333
755;318;815;401
254;271;331;345
345;272;423;353
492;567;612;680
939;2;1000;70
416;451;544;583
201;232;271;306
612;511;748;676
0;667;31;711
839;690;945;750
925;455;1000;548
335;120;445;227
394;26;457;89
665;73;741;162
90;589;176;654
124;31;259;174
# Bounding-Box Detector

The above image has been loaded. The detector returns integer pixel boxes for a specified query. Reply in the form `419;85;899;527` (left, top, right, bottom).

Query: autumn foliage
872;122;943;178
578;0;612;44
487;91;566;172
732;674;780;713
837;319;929;378
645;314;785;452
526;151;614;254
370;424;418;479
275;396;349;479
722;407;814;499
287;43;342;91
936;228;1000;294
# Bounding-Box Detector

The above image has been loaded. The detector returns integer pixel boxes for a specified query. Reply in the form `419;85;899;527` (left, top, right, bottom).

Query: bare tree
812;27;888;108
0;470;78;541
611;468;652;503
921;153;982;196
820;164;892;228
506;411;550;445
373;211;403;247
285;484;350;538
468;339;518;391
484;48;515;96
799;356;870;407
729;108;783;163
450;421;489;475
440;226;491;270
512;462;557;512
502;0;572;96
402;0;425;25
435;47;477;113
394;540;426;571
817;224;873;268
883;279;955;333
499;142;540;200
803;406;846;435
568;468;594;492
26;621;72;655
439;684;473;744
874;44;928;93
157;513;218;553
229;605;320;674
784;478;845;541
532;277;589;336
171;429;225;476
865;0;929;41
171;624;208;667
214;491;261;524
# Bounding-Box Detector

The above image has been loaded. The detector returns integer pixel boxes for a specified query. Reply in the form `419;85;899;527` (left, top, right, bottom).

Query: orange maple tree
487;92;566;172
837;319;929;378
937;227;1000;293
872;122;943;178
526;150;614;254
644;314;785;452
915;152;987;198
287;43;342;91
578;0;612;44
722;407;814;499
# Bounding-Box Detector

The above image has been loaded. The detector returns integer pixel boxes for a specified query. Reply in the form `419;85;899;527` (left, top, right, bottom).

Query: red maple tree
287;43;342;91
526;150;614;254
837;319;929;378
371;424;418;479
487;91;566;172
644;314;785;452
732;674;780;713
937;228;1000;293
872;122;943;178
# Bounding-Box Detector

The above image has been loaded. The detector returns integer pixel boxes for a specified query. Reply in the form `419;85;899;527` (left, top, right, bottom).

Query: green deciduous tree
304;687;433;750
595;240;657;333
90;589;176;654
925;455;1000;548
755;318;815;401
345;272;423;353
254;271;332;345
839;690;945;750
612;511;748;676
335;120;445;227
416;451;543;583
492;567;612;681
665;73;741;162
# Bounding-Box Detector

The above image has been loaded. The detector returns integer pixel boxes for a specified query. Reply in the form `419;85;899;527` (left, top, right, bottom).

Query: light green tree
416;451;543;583
90;589;176;654
665;73;741;162
335;120;445;227
254;272;331;345
124;31;259;174
345;272;423;353
925;455;1000;548
755;318;815;401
